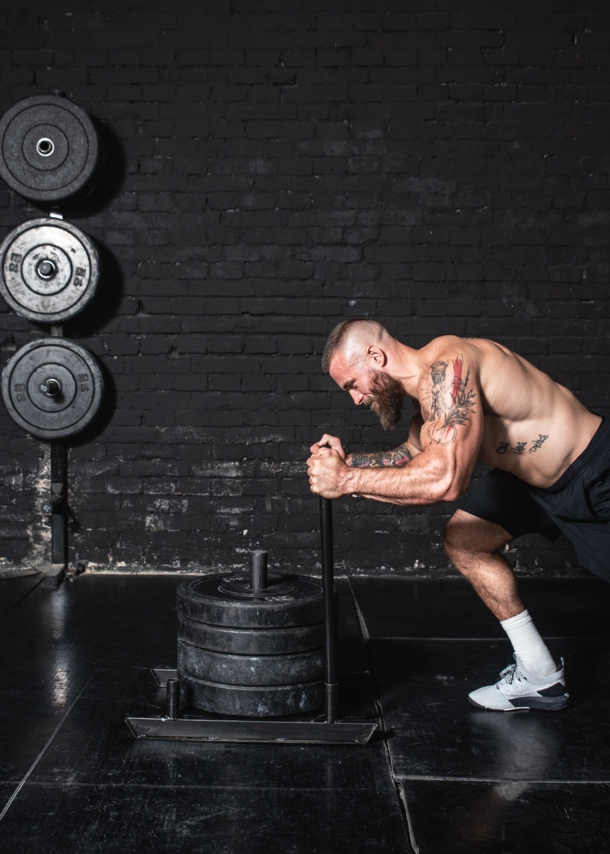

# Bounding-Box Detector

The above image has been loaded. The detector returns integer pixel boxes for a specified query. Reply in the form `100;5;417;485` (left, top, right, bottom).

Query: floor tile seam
0;578;44;620
0;657;109;822
16;781;392;792
350;579;597;584
394;775;610;785
347;578;416;853
369;636;605;641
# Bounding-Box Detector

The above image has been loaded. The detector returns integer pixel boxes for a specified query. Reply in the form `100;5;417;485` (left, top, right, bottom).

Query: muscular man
307;318;608;712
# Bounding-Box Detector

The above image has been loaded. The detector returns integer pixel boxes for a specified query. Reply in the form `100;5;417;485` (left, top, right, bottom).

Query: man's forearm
348;441;413;468
341;450;456;506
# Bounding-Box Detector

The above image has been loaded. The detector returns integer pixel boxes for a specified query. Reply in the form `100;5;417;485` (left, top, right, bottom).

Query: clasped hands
307;434;350;499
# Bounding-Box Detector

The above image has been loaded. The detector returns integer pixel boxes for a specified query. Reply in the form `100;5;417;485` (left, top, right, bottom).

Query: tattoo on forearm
495;434;549;455
350;443;413;468
423;356;476;446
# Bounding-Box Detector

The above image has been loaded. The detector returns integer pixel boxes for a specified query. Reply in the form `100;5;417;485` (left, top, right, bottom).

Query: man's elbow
442;486;467;503
435;475;468;504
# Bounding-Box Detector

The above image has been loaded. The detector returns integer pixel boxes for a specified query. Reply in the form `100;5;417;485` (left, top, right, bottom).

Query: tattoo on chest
530;434;549;453
422;356;476;446
496;434;549;456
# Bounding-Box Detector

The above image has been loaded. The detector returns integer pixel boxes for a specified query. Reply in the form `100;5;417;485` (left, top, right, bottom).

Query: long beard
365;371;405;431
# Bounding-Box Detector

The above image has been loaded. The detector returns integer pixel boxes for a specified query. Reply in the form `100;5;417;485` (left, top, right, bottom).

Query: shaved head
321;319;391;374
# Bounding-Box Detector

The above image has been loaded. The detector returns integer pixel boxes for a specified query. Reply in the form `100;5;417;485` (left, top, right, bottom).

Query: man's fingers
309;434;346;459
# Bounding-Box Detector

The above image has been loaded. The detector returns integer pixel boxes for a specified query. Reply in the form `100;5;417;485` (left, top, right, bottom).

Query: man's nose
350;389;364;405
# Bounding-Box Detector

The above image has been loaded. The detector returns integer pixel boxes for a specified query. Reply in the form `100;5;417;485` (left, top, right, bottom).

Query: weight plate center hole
36;137;55;157
40;377;62;398
36;258;57;280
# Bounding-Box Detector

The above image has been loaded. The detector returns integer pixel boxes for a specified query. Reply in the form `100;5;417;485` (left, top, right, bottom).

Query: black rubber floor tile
401;779;610;854
0;574;382;803
0;781;410;854
0;576;181;782
370;637;610;782
27;661;385;789
0;574;42;618
351;578;610;639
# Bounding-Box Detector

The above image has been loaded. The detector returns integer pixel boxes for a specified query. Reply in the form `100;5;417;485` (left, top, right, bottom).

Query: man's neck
389;343;422;397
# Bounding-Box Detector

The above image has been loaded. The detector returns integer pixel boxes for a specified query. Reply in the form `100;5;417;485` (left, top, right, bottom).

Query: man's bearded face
365;371;404;430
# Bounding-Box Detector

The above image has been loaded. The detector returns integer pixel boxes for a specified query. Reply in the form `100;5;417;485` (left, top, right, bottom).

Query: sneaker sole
468;694;569;712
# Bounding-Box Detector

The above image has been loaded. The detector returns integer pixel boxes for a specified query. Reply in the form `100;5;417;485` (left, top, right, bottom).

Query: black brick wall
1;0;609;578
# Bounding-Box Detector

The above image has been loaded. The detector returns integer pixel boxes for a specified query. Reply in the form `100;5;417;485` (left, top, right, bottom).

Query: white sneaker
468;655;569;712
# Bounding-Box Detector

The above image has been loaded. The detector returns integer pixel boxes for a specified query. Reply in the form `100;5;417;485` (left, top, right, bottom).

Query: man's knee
443;510;510;558
443;512;470;558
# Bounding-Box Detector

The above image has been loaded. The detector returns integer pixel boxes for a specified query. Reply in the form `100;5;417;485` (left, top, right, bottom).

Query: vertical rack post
50;439;67;572
320;496;338;724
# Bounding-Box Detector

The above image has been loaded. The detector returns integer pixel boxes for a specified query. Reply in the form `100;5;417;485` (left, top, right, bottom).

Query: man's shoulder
418;336;484;374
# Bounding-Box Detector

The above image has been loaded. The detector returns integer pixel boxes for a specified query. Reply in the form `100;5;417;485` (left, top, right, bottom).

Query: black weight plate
0;218;100;323
0;95;100;203
1;338;103;439
178;614;325;655
178;639;324;686
180;674;324;718
177;573;325;629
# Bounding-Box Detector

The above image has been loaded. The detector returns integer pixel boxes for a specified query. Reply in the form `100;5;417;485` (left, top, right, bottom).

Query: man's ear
367;345;387;367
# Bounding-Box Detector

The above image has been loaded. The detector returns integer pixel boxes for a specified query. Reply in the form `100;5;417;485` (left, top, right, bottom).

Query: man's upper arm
417;352;483;496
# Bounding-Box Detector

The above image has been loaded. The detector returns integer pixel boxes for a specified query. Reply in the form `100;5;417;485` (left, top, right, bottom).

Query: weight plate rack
0;93;108;584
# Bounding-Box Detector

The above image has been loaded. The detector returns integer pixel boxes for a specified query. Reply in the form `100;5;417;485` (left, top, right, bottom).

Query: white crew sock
500;610;557;678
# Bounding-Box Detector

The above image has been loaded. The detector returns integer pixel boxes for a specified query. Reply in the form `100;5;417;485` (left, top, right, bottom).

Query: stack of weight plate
177;551;327;717
0;95;105;440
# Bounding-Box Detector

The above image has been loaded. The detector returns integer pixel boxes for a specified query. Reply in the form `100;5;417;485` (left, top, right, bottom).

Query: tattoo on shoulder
350;442;413;468
495;434;549;455
421;355;476;446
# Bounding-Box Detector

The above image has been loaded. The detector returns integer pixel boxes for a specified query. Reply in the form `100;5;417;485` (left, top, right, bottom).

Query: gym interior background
1;4;610;853
2;0;609;579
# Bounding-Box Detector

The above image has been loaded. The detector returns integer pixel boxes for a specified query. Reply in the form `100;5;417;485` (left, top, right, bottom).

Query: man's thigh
459;468;562;542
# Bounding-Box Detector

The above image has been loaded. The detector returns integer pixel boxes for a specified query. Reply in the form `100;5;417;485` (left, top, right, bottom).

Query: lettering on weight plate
74;266;86;287
8;253;22;273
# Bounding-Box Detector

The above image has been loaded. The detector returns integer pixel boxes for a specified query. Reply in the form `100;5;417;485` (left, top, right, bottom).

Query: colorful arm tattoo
349;442;413;468
423;355;476;446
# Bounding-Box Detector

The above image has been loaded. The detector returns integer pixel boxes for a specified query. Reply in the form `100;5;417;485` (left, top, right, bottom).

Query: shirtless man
307;318;608;712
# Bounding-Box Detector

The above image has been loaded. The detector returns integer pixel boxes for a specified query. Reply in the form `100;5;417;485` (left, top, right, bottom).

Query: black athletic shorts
460;416;610;583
